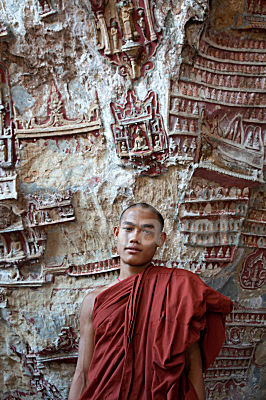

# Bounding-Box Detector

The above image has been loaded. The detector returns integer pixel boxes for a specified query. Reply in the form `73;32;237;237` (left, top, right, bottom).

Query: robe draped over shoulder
79;265;233;400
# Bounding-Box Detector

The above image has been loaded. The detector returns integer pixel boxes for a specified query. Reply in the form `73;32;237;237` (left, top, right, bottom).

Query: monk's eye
143;230;152;235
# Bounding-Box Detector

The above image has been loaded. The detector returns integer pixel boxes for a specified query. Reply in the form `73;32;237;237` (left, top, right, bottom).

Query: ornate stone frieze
239;249;265;290
169;26;265;184
15;81;102;140
111;89;168;175
37;0;57;19
204;305;266;398
67;255;120;277
88;0;161;79
0;62;17;200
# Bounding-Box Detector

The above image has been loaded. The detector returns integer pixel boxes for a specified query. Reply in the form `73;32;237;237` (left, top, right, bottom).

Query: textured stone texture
0;0;265;399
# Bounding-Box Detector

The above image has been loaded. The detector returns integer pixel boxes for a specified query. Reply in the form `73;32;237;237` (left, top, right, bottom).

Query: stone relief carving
0;190;75;287
15;81;102;140
0;287;7;307
204;305;266;398
37;326;79;362
234;0;266;30
9;344;61;399
67;255;120;277
239;248;265;290
240;189;266;249
25;191;75;228
0;62;17;201
169;26;265;185
89;0;161;79
111;89;168;175
37;0;57;19
0;20;9;40
178;179;250;274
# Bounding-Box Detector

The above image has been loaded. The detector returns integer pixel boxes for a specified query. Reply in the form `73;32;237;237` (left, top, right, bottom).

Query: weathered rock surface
0;0;265;398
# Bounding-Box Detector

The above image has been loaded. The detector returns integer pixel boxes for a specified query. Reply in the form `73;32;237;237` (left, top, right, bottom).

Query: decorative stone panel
111;89;168;175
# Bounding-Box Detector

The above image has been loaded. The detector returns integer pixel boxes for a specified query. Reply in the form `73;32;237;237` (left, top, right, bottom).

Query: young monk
69;203;233;400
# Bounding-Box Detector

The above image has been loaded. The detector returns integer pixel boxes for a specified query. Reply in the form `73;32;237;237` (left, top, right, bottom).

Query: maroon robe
79;265;233;400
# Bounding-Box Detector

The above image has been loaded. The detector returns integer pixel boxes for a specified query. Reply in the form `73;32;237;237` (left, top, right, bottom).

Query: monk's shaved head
119;203;164;231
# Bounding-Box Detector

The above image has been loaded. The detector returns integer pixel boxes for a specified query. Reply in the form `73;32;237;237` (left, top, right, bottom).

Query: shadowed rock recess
0;0;265;398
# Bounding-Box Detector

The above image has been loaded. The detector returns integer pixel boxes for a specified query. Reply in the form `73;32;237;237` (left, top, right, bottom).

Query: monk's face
114;207;166;268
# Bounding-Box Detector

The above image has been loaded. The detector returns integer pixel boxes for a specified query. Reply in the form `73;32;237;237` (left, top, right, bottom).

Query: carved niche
15;81;102;141
169;25;265;185
37;0;57;19
204;305;266;398
88;0;161;79
111;89;168;175
0;62;17;200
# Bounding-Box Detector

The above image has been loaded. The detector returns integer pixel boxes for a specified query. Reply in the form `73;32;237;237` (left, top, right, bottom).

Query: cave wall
0;0;265;399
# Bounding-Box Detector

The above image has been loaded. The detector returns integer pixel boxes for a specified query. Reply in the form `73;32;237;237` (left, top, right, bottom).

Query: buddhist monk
69;203;233;400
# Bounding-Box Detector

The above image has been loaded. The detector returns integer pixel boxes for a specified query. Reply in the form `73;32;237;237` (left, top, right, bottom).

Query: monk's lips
125;247;141;253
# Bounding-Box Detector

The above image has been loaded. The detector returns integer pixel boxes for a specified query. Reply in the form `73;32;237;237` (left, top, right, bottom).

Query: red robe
79;265;233;400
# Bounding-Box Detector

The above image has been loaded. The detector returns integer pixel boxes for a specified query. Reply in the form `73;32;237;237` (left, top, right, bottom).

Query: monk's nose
130;229;141;243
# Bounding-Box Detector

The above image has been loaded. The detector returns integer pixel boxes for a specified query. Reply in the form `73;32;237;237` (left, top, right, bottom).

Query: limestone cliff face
0;1;265;399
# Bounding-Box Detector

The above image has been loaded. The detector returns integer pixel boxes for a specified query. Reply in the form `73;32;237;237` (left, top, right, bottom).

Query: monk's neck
119;261;152;280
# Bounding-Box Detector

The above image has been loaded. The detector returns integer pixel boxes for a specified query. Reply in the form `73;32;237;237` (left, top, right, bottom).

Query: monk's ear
157;232;166;247
114;226;119;240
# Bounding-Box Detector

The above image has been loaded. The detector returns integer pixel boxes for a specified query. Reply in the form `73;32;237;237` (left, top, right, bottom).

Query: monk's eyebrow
122;221;136;227
122;221;155;229
141;223;155;229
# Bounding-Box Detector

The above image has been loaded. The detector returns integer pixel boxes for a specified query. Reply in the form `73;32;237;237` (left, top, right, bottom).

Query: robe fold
79;265;233;400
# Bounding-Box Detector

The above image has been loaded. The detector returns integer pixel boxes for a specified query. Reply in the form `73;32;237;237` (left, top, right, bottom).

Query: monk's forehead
121;206;160;225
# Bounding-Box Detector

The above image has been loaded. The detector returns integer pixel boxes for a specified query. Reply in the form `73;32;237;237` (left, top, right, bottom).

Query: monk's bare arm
186;342;206;400
68;293;95;400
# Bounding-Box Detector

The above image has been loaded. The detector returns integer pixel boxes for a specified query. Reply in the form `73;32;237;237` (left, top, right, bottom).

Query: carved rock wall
0;0;265;399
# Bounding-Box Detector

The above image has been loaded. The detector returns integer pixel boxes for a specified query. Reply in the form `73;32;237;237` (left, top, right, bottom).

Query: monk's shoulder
154;265;204;285
81;285;111;319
